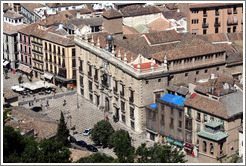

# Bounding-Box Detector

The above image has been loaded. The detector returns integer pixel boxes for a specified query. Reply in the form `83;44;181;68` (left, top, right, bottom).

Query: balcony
94;76;98;82
88;71;92;77
227;20;238;25
79;67;83;73
113;87;118;93
214;22;221;27
169;123;174;128
32;57;43;63
202;23;209;28
203;13;207;17
233;10;237;14
227;9;232;14
130;115;135;120
215;11;219;16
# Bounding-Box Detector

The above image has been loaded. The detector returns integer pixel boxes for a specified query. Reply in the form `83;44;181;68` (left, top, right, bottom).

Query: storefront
166;137;184;147
17;64;32;75
55;76;76;89
43;72;54;83
184;143;194;156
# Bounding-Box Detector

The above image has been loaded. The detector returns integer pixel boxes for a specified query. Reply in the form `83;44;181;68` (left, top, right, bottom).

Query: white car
83;128;91;136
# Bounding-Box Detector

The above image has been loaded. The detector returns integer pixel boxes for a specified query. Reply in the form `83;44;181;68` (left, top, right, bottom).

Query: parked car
69;136;76;143
83;128;91;136
86;145;98;152
75;140;87;147
32;106;42;112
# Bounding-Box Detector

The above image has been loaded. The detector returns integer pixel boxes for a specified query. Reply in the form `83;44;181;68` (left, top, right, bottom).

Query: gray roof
220;90;243;117
197;130;228;141
205;120;222;128
63;17;102;30
176;86;189;96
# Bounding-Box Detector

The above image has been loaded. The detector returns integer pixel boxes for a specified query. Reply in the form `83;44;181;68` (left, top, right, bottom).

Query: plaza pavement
3;70;199;162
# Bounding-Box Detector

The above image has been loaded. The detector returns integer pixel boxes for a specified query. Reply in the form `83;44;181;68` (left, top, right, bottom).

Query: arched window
203;141;207;152
210;143;214;155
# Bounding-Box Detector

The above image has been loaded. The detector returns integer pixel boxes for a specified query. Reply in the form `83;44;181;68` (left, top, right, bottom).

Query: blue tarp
149;103;158;109
159;93;187;106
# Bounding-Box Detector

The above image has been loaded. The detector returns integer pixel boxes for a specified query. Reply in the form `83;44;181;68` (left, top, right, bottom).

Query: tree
3;109;12;126
77;153;116;163
91;120;115;146
114;132;135;163
18;75;22;84
56;111;70;147
36;139;71;163
135;142;187;163
3;126;26;162
108;129;131;148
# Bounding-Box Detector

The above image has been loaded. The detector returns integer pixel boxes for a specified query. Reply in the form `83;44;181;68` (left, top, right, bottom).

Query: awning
166;137;184;147
43;72;54;80
184;143;194;151
3;61;9;67
18;64;32;74
145;128;158;135
55;76;75;83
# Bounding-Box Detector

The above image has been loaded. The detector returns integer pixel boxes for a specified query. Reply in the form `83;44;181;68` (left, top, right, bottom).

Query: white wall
239;131;243;157
123;13;162;27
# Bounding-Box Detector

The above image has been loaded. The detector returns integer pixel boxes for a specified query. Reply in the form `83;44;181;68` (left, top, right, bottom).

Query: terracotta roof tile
144;29;181;45
133;62;159;70
147;17;174;32
162;10;186;20
45;3;84;8
102;9;123;19
197;33;228;42
122;25;140;35
227;32;243;41
120;5;161;17
20;3;46;15
3;22;28;35
4;10;23;18
38;14;69;27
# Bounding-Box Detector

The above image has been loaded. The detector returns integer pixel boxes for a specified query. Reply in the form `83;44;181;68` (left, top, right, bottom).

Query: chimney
210;74;215;79
76;9;80;19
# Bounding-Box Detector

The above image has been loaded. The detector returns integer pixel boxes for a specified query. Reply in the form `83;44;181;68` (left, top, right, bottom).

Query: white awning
43;72;54;80
3;61;9;67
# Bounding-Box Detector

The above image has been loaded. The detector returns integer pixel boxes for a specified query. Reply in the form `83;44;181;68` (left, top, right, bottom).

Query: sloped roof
162;10;186;21
45;3;84;8
3;22;27;35
144;29;180;45
122;25;139;35
120;5;161;17
38;14;69;26
159;93;187;106
20;3;46;15
205;121;222;128
63;17;102;30
227;32;243;41
197;33;228;42
147;17;173;32
197;130;228;141
102;9;123;19
4;10;23;18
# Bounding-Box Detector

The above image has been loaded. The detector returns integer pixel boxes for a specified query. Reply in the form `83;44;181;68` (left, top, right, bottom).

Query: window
215;27;219;33
188;108;191;117
233;6;237;14
155;93;161;101
197;112;201;121
216;67;219;71
53;45;56;53
178;129;182;140
73;70;76;78
58;46;60;55
203;9;207;15
131;121;135;131
94;68;98;81
50;64;52;72
203;141;207;152
54;66;57;74
179;110;182;118
121;101;125;112
185;73;188;77
196;71;199;75
158;79;161;82
72;59;76;67
130;107;134;118
113;80;118;92
79;60;82;71
120;84;124;96
220;142;223;154
89;80;92;91
197;123;201;132
210;143;214;155
161;105;164;111
170;118;174;125
205;69;208;73
52;8;56;13
122;114;125;123
233;26;237;33
88;64;92;76
72;48;76;57
204;114;208;122
58;8;61;11
227;27;231;33
89;93;93;101
146;80;149;84
171;108;174;115
179;121;182;128
210;116;214;121
161;114;164;121
203;29;207;35
49;44;52;51
80;75;83;86
62;48;65;56
130;90;134;103
150;133;155;141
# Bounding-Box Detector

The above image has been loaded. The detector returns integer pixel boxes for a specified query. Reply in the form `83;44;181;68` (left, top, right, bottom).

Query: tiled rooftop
197;130;228;141
147;17;174;32
120;5;161;17
102;8;123;19
204;120;222;128
4;10;23;18
20;3;46;15
3;22;27;35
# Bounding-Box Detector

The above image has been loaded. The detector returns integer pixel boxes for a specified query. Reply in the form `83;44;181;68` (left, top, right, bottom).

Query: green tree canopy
112;130;135;163
91;120;115;146
135;142;187;163
77;153;116;163
3;126;26;162
56;111;70;147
